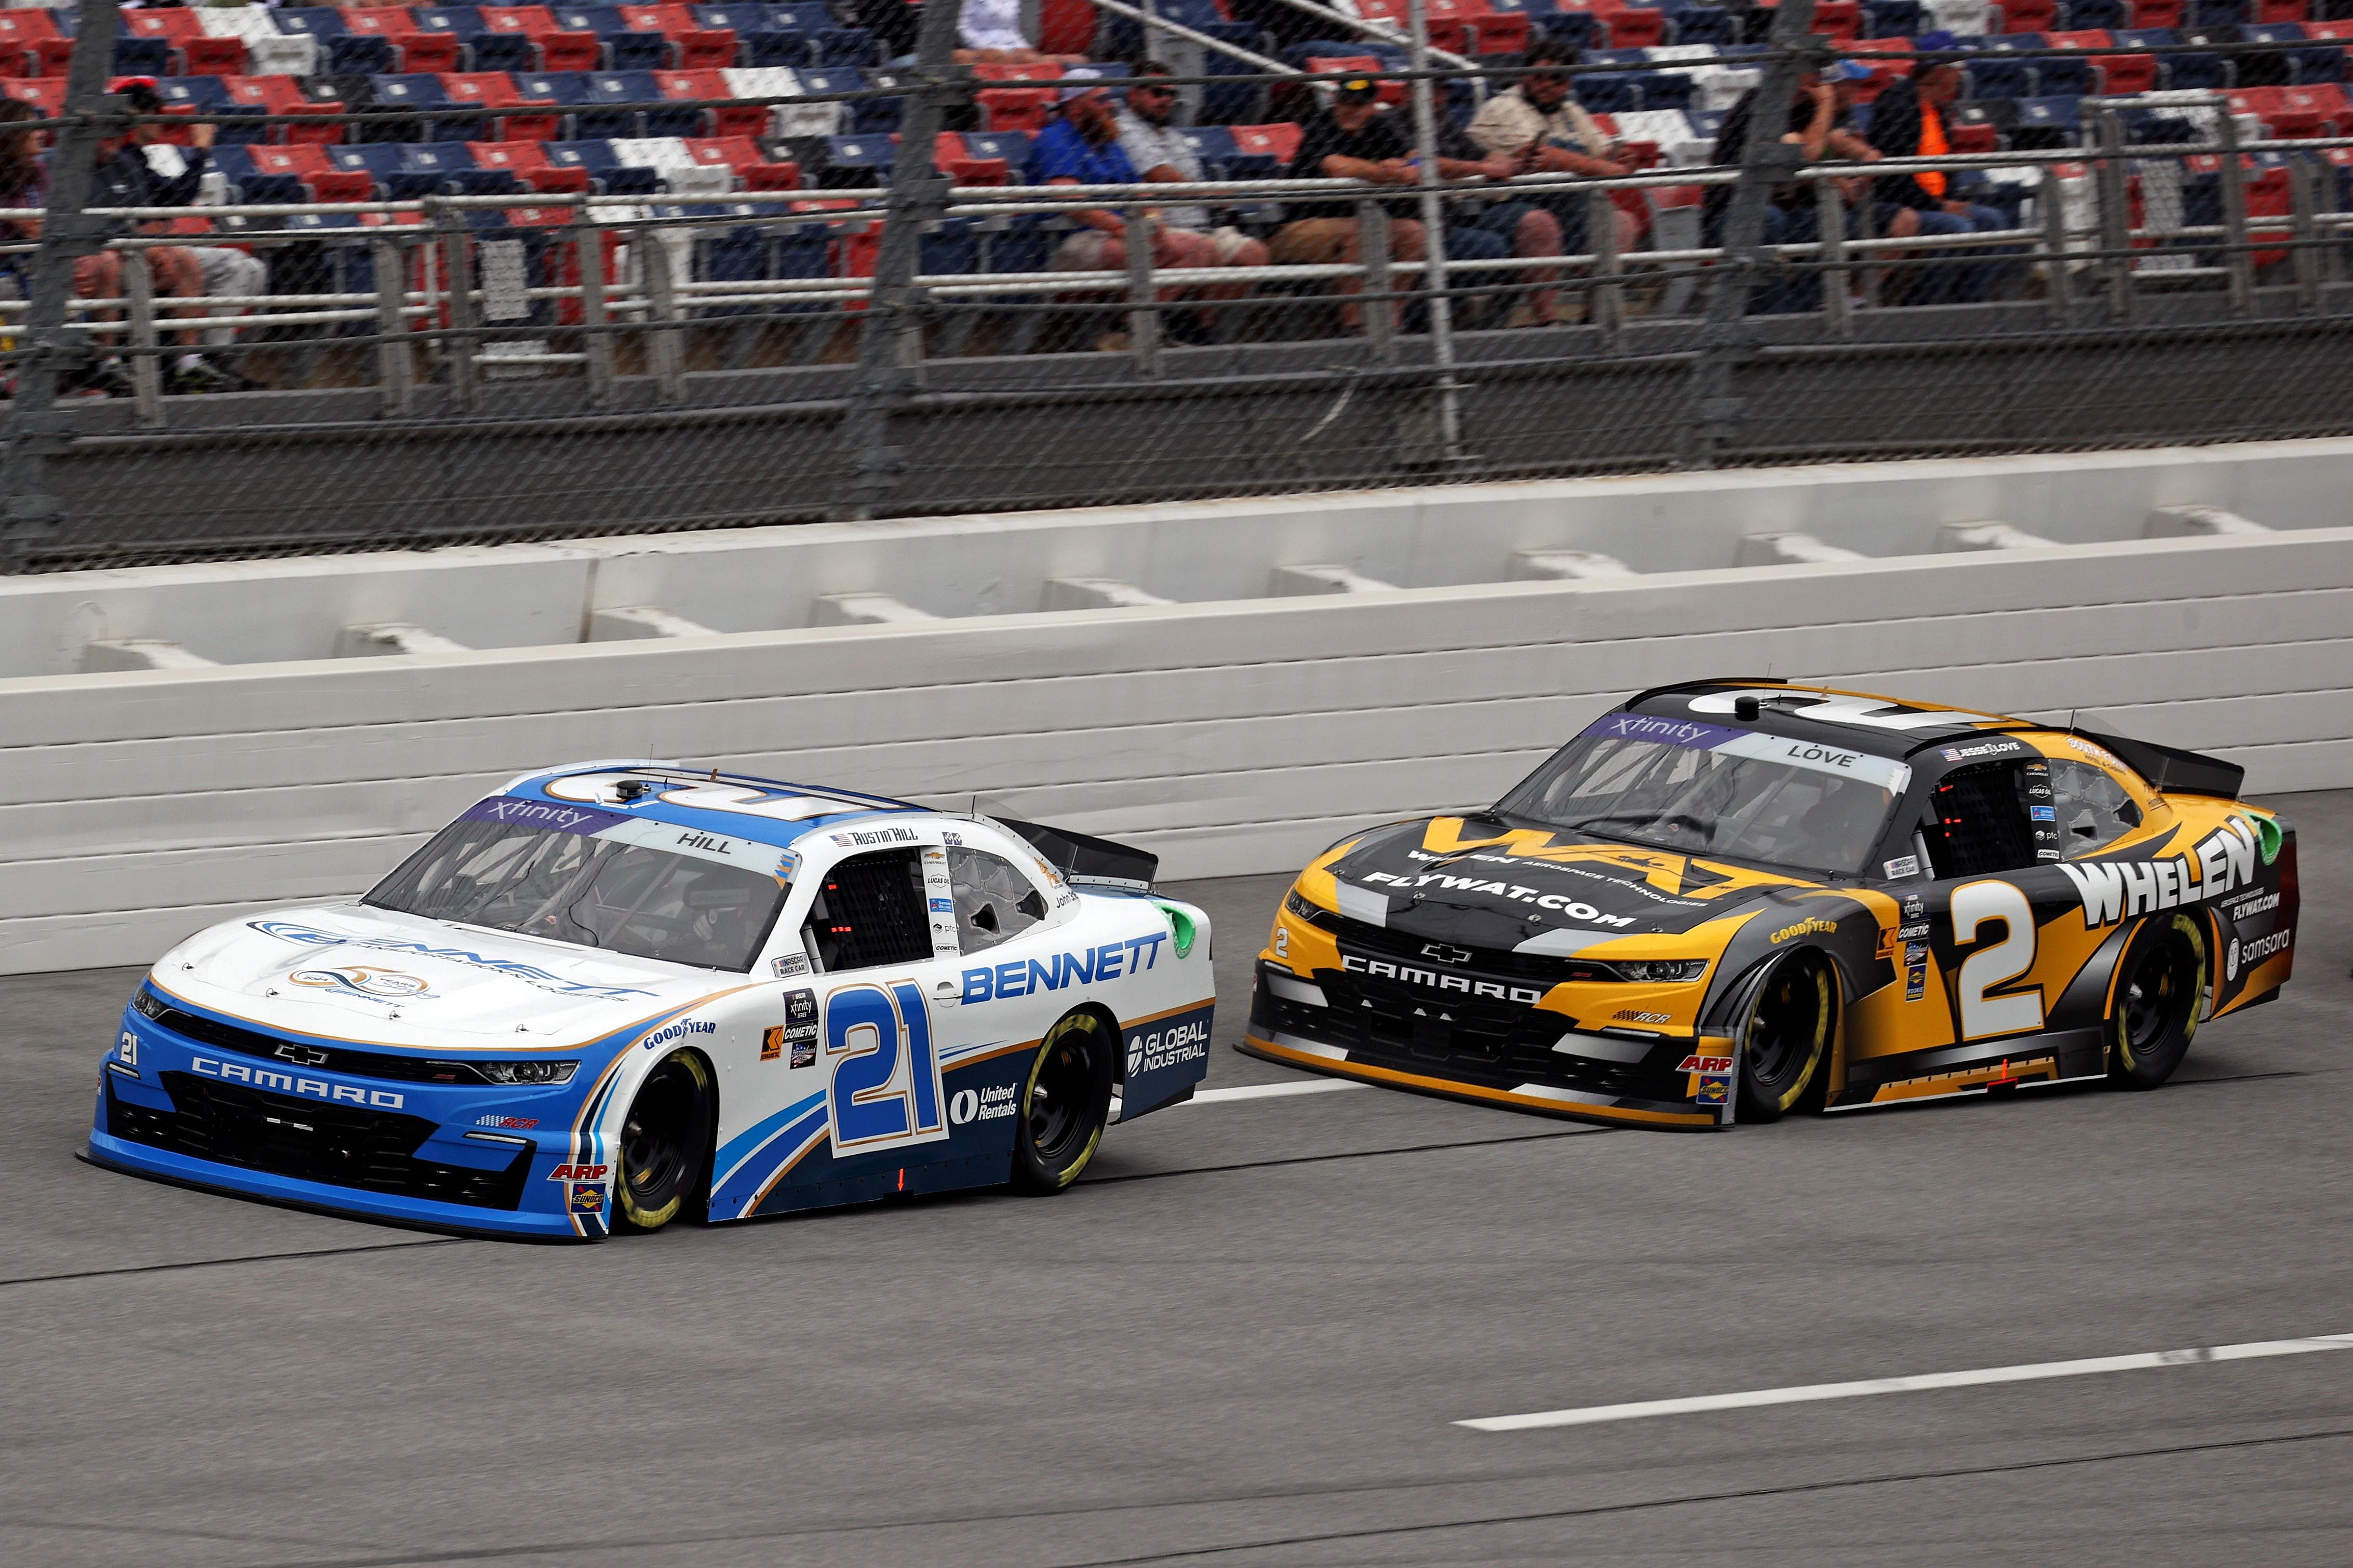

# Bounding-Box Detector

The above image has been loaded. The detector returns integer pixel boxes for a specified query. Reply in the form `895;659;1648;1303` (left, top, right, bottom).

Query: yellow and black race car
1244;680;2298;1129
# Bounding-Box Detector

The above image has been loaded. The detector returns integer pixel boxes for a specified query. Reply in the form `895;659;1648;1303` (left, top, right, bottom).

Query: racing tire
1010;1011;1115;1194
2107;913;2207;1090
1737;952;1834;1124
615;1048;715;1233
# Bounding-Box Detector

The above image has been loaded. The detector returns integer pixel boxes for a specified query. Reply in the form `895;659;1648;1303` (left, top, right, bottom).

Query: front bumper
90;1005;616;1240
1245;962;1730;1130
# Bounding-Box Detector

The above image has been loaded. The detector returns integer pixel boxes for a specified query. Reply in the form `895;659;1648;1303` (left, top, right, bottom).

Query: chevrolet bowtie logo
274;1043;331;1067
1420;943;1473;965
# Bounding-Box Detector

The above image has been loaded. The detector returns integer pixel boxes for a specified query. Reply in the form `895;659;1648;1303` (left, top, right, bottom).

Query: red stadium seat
1990;0;2059;30
934;132;1010;186
1810;1;1863;40
343;9;465;74
2228;85;2345;138
2253;0;2309;20
478;7;603;74
242;144;376;204
0;77;64;119
1232;121;1302;165
655;69;770;138
685;135;801;188
977;85;1055;132
440;72;562;142
1950;120;2001;152
1847;38;1914;102
0;12;63;79
970;61;1063;81
618;5;739;69
225;76;348;145
122;10;248;78
1038;0;1097;55
2126;0;2184;26
469;139;595;193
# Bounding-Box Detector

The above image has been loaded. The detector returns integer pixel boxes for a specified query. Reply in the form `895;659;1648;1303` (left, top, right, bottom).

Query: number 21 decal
1950;881;2045;1040
825;981;950;1153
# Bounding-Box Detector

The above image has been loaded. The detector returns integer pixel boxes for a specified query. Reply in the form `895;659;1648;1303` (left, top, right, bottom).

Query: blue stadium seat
801;66;890;133
1863;0;1926;34
276;9;404;77
2188;0;2250;24
1965;39;2041;100
963;129;1036;167
2058;0;2127;26
695;4;810;66
552;6;670;69
1632;71;1697;111
545;138;665;193
1674;7;1738;44
1174;125;1237;178
821;132;895;187
210;145;306;204
2009;95;2082;147
368;74;477;142
2033;52;2097;94
582;70;662;137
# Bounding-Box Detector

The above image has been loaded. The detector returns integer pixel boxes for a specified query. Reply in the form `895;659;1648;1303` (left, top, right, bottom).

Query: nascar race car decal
90;763;1213;1240
1247;681;2295;1130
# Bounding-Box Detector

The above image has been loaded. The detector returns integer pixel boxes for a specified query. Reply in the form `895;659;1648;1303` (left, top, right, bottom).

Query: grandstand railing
12;1;2353;566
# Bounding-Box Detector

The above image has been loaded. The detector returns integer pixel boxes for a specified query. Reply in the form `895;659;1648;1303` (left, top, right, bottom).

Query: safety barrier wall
4;454;2349;974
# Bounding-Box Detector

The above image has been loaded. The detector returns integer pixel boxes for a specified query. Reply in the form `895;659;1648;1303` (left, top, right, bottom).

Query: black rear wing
2079;729;2244;800
994;819;1159;891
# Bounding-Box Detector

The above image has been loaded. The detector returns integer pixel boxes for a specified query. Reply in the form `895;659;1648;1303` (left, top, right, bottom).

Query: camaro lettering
1340;954;1542;1005
191;1056;402;1108
959;934;1168;1002
2058;817;2260;928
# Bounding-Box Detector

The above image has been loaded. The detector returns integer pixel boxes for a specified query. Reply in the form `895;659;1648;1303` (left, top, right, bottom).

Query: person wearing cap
1114;61;1269;343
1704;61;1884;314
1027;70;1224;347
72;78;261;395
1272;77;1509;336
1865;49;2014;304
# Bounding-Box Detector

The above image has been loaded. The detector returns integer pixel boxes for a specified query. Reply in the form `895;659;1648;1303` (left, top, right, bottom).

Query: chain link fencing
6;3;2353;571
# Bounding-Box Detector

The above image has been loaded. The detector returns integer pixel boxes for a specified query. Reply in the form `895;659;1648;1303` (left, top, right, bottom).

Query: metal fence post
640;233;685;403
1359;198;1395;363
574;208;614;407
2039;164;2074;326
123;249;163;428
1591;184;1626;344
435;201;479;413
1405;0;1464;463
839;0;965;520
2215;109;2254;314
2094;109;2135;323
1123;205;1163;377
373;234;413;418
1686;0;1815;467
2289;157;2321;314
0;19;125;570
1813;175;1849;340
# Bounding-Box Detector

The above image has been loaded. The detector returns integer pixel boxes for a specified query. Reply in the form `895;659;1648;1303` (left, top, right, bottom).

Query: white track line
1457;1333;2353;1432
1190;1079;1369;1105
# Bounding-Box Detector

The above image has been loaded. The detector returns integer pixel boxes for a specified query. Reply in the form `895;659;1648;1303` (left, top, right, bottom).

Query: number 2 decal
1950;881;2045;1040
825;981;949;1153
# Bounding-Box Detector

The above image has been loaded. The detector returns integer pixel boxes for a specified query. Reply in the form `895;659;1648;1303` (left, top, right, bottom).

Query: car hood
1319;815;1823;955
146;901;730;1050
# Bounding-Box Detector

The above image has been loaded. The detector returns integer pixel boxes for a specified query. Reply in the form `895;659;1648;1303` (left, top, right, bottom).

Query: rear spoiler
994;818;1159;891
2078;728;2244;800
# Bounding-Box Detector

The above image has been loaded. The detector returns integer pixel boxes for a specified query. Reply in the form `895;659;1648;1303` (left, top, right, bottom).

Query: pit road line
1186;1079;1366;1105
1458;1333;2353;1431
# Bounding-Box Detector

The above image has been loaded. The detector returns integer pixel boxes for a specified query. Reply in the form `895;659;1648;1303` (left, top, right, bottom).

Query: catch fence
5;0;2353;570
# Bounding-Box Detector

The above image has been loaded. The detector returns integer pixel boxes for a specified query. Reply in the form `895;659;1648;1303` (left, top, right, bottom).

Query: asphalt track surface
5;792;2348;1568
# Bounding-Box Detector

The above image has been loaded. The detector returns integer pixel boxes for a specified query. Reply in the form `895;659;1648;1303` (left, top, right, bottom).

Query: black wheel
2108;913;2207;1090
1010;1011;1114;1194
616;1048;715;1232
1738;952;1834;1123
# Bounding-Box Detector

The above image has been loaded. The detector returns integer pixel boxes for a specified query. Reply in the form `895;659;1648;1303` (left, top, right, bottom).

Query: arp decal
548;1163;609;1182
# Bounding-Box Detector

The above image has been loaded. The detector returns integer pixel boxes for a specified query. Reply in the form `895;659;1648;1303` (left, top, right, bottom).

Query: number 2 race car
89;764;1215;1239
1248;681;2296;1129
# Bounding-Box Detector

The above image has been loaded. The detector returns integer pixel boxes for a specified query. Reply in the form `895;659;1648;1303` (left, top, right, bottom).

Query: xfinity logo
1343;955;1543;1004
193;1056;404;1109
1420;942;1473;965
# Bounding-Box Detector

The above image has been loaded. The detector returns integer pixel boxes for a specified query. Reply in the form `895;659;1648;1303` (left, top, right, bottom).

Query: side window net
803;849;932;972
950;847;1049;955
1924;761;2039;879
2047;758;2143;856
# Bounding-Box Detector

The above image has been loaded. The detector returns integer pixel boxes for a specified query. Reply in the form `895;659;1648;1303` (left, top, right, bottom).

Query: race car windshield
1495;725;1903;876
364;820;788;971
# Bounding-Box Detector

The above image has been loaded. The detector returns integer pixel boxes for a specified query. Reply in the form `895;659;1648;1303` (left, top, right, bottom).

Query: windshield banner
1580;715;1913;794
458;796;633;836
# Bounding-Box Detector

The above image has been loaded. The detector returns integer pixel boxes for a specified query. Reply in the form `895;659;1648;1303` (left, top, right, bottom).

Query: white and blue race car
88;763;1215;1240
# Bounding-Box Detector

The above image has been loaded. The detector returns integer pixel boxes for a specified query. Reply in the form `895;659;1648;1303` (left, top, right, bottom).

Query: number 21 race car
89;764;1215;1239
1248;680;2296;1129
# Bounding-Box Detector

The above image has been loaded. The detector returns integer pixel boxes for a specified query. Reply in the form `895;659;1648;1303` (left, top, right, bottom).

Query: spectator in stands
75;79;257;394
1427;115;1564;329
1270;77;1432;336
955;0;1089;66
1463;40;1642;275
1113;61;1269;342
1704;62;1882;313
1030;70;1225;350
1866;47;2014;304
